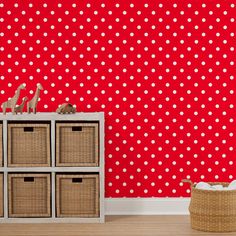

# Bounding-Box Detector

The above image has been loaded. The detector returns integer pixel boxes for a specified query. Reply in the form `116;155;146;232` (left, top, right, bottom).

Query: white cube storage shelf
0;112;104;223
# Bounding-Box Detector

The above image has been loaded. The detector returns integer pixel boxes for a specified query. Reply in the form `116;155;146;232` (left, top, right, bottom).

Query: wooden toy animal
14;96;28;114
27;83;43;114
1;84;26;115
56;103;76;114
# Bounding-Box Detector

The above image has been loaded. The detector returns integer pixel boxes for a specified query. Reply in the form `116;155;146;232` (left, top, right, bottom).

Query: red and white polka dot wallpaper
1;0;236;197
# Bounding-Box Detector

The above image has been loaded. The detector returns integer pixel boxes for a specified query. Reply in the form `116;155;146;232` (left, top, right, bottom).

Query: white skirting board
105;198;190;215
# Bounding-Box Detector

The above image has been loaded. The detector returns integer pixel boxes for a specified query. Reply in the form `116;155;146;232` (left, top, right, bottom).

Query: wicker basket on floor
183;179;236;232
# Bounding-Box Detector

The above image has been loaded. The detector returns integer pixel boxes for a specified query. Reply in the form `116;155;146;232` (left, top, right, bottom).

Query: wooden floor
0;216;235;236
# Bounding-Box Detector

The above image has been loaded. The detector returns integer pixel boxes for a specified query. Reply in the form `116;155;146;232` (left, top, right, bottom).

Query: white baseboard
105;198;190;215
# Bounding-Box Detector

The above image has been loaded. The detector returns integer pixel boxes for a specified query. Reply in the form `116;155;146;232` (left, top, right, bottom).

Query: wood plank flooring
0;216;235;236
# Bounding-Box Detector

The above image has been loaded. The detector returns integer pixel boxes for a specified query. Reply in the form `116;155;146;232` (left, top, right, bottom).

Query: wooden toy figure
56;103;76;114
14;97;28;114
1;83;26;115
27;83;43;114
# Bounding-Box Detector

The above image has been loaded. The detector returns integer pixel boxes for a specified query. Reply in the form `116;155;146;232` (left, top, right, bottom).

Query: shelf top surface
0;112;104;121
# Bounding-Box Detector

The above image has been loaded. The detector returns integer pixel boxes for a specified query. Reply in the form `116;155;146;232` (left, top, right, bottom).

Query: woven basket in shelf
8;123;51;167
56;174;99;217
8;173;51;217
56;123;99;166
0;124;2;167
0;174;3;217
183;179;236;232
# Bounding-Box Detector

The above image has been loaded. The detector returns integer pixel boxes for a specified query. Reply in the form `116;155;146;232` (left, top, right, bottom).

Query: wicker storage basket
8;173;51;217
0;173;3;217
8;123;50;167
183;179;236;232
56;174;99;217
0;124;2;167
56;123;99;166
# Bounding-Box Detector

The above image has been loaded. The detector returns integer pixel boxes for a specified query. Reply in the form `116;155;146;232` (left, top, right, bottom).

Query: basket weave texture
0;174;3;217
56;123;99;166
0;124;2;167
8;123;51;167
56;174;99;217
184;180;236;232
8;173;51;217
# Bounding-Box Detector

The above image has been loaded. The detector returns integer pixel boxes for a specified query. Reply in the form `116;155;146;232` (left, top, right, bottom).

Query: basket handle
24;127;34;132
72;127;82;132
24;177;34;182
182;179;193;188
72;178;83;183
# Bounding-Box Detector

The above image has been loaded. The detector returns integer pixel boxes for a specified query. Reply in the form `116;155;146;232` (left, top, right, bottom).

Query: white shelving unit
0;112;105;223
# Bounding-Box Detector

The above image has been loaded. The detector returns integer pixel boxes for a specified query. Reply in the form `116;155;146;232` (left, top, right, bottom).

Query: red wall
1;0;236;197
